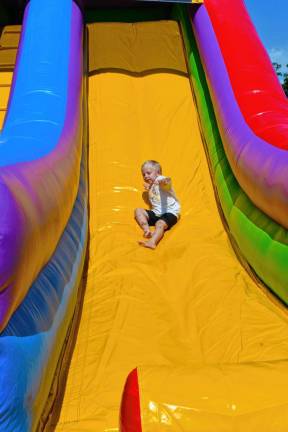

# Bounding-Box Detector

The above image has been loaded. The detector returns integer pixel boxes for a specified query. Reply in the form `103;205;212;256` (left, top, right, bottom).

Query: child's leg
134;208;152;238
139;220;167;249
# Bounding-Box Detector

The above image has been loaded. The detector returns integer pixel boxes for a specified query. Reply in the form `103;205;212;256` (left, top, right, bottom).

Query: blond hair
141;160;162;174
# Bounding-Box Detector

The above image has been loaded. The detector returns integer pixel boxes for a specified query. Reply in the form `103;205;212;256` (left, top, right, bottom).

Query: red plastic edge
120;368;142;432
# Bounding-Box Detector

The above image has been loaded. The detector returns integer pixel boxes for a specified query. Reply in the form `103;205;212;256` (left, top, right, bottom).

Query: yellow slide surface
55;21;288;431
0;26;21;129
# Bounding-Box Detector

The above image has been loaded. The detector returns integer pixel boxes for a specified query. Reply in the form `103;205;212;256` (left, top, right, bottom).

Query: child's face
142;165;159;184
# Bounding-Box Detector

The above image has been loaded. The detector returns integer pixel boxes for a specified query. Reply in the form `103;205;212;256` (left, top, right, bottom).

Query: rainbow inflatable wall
0;0;288;430
0;1;87;430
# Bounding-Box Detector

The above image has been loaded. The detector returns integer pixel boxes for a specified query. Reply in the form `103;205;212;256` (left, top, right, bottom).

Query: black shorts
146;210;178;230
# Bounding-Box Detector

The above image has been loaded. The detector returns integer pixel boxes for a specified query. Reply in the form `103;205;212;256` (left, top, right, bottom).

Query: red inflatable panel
120;369;142;432
205;0;288;149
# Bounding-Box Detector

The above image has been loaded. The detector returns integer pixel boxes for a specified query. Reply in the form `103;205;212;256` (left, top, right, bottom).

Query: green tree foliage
282;66;288;97
272;62;288;97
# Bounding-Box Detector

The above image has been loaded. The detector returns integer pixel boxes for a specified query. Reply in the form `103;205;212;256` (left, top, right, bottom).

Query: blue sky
244;0;288;80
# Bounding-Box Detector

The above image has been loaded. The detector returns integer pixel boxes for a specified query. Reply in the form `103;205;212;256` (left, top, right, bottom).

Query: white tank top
148;175;181;217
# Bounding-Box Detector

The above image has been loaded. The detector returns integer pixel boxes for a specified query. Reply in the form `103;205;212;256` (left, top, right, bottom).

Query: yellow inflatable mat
54;20;288;432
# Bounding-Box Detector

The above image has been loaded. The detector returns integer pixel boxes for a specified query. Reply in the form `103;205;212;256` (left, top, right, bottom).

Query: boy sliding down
135;160;180;249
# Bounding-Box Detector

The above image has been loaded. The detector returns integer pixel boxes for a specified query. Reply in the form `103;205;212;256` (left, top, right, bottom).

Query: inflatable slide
1;0;288;431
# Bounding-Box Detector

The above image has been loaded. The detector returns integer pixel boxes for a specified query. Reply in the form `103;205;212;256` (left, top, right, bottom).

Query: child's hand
143;182;150;190
160;176;171;186
157;176;171;191
156;176;171;186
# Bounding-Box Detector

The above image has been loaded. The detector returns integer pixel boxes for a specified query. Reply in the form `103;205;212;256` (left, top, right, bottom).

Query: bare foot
138;239;156;249
143;230;152;238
